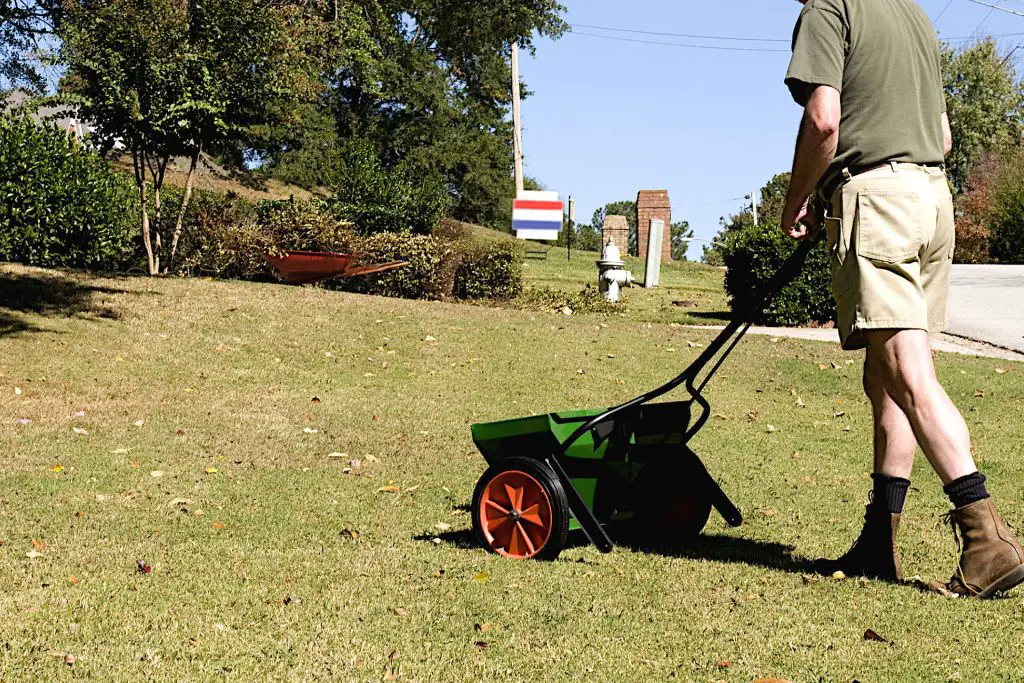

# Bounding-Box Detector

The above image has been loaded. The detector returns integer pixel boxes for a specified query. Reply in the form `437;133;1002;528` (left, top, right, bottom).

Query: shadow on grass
0;270;133;337
419;523;818;575
687;311;735;323
618;532;819;574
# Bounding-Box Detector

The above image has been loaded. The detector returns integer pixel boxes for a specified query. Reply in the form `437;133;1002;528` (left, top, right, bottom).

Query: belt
819;161;944;205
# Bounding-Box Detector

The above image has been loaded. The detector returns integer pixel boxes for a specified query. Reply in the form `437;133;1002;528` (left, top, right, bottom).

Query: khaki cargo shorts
823;162;955;350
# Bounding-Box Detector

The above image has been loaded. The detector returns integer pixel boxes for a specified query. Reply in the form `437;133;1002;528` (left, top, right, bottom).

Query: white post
644;219;664;289
511;42;524;197
752;190;758;227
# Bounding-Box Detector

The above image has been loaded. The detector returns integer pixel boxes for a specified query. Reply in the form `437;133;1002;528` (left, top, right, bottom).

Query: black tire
633;458;714;543
471;457;570;561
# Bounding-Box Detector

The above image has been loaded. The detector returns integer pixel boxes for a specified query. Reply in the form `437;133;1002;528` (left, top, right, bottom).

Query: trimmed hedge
0;114;136;269
721;222;834;327
453;240;523;301
338;231;461;301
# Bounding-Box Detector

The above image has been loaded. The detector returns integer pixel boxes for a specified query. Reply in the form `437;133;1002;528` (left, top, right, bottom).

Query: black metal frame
548;240;819;553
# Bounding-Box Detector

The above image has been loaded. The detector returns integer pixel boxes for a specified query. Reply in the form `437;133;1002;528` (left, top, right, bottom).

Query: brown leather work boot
814;502;902;581
932;498;1024;599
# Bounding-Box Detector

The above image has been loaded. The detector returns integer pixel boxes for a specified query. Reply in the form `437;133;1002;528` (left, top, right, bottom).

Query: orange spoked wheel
472;457;570;561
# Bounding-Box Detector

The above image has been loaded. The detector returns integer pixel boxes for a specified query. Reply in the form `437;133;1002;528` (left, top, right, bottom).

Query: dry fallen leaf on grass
303;427;319;434
72;427;89;436
995;368;1008;374
435;522;451;531
474;623;492;633
473;571;489;583
832;570;847;580
766;425;776;433
377;485;401;493
753;679;794;683
14;387;22;396
16;418;31;425
974;390;986;398
51;465;64;473
795;398;805;408
134;420;145;427
150;471;164;478
26;550;43;560
211;522;225;530
339;529;361;540
716;660;731;669
864;628;888;643
394;607;408;616
204;468;218;474
63;654;77;665
31;539;45;551
69;575;79;585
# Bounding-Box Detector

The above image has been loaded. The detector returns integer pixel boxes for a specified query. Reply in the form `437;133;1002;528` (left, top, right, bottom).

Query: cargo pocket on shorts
824;215;852;297
855;191;924;264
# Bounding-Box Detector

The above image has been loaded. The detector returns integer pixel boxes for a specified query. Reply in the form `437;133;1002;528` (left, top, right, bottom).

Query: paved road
948;265;1024;354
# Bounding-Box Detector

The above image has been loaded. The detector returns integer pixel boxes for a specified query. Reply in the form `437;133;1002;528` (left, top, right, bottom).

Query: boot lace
941;510;975;595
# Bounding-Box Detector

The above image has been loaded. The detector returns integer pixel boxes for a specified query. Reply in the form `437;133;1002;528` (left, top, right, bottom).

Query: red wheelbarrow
264;251;407;285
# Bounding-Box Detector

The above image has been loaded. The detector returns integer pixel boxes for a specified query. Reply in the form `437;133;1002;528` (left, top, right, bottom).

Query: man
782;0;1024;598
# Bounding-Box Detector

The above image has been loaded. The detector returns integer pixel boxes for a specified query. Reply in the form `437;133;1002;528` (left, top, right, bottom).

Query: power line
567;31;790;54
570;22;787;43
966;0;1024;17
934;0;956;24
568;21;1024;45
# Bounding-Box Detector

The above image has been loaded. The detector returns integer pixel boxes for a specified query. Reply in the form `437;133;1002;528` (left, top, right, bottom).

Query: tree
942;39;1024;194
1;0;57;92
670;220;693;261
59;0;339;274
266;0;567;230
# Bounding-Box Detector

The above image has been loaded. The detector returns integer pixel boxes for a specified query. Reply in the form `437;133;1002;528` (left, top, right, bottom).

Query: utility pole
511;42;525;197
751;190;758;227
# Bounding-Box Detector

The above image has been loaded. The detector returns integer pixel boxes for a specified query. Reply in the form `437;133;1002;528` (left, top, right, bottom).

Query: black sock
944;472;990;509
871;473;911;514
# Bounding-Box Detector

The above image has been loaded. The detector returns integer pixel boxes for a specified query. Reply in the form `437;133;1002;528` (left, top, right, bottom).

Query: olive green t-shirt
785;0;946;187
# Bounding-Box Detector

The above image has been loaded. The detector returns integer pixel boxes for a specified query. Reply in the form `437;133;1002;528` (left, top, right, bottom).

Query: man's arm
942;112;952;157
782;85;841;240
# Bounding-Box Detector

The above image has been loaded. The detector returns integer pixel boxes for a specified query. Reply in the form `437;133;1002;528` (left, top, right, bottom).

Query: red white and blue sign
513;190;563;241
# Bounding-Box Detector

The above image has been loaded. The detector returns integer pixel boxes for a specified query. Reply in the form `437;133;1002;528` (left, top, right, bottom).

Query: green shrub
0;114;136;269
453;240;524;301
339;231;460;300
515;285;616;315
329;142;450;236
720;223;834;327
174;194;357;279
988;154;1024;264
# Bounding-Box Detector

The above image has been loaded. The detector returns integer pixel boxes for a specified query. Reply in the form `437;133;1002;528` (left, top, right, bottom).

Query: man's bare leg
865;329;1024;597
864;330;974;483
863;347;917;479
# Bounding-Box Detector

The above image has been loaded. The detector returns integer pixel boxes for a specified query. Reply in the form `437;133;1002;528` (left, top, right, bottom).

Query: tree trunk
165;144;201;275
133;147;157;275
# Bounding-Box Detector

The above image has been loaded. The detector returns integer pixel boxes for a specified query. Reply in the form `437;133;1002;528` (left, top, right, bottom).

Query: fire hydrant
597;239;633;303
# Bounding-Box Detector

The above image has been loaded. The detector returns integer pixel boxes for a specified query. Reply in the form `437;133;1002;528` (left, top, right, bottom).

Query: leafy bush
453;239;524;301
987;152;1024;264
339;231;461;300
0;114;136;269
515;285;616;315
720;222;834;327
174;194;357;279
330;142;450;236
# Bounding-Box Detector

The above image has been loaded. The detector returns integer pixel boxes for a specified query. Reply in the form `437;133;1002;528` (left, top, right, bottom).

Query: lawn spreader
470;239;817;560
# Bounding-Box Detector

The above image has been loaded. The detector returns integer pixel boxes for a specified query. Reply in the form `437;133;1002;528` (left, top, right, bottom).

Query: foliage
173;194;357;280
339;231;460;301
266;1;567;229
986;150;1024;264
515;284;615;315
954;152;1000;264
942;39;1024;194
0;113;136;269
452;239;523;301
329;141;450;236
670;220;693;261
59;0;337;274
0;0;54;92
717;173;834;326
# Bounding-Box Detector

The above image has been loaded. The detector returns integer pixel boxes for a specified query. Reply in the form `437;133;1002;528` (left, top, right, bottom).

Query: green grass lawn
521;247;730;325
1;262;1023;681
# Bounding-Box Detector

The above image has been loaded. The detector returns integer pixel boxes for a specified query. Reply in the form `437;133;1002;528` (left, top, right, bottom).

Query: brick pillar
637;190;672;262
602;215;630;253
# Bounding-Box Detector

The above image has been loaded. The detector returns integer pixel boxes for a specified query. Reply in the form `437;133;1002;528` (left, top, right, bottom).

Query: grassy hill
1;263;1022;680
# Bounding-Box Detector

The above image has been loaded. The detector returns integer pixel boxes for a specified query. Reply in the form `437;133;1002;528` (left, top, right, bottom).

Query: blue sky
520;0;1024;256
